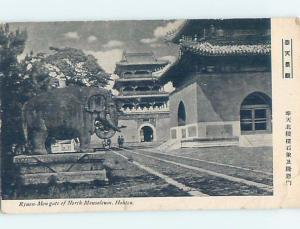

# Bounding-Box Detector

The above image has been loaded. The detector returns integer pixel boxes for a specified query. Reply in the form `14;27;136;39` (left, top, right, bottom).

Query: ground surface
171;146;273;173
11;146;273;199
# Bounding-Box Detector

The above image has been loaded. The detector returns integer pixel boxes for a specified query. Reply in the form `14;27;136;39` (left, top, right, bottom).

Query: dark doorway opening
178;101;186;126
140;126;154;142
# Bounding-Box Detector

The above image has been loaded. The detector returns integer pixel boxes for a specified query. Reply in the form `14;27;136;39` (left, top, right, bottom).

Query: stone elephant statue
22;86;121;155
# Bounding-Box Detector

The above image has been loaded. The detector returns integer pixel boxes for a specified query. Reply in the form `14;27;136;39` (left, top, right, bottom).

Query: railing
120;105;169;113
120;90;167;96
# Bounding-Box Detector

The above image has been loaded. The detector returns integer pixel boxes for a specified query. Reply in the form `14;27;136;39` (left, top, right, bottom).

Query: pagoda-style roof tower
113;51;169;114
115;52;168;74
159;19;272;148
161;19;271;87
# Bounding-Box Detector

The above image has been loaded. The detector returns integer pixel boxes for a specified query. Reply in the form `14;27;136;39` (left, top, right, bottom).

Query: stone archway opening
240;92;272;134
140;126;154;142
178;101;186;126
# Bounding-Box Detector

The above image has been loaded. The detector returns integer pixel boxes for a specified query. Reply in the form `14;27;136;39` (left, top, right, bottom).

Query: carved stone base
13;152;108;185
181;137;239;148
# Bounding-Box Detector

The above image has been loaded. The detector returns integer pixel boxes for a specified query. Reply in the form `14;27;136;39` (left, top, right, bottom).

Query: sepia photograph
0;18;274;201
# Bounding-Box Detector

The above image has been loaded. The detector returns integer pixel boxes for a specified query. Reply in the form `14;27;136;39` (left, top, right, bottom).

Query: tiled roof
115;77;158;82
164;20;188;42
118;52;168;65
180;40;271;56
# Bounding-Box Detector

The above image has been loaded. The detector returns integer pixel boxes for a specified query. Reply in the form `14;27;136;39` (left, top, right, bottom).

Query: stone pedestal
13;152;108;185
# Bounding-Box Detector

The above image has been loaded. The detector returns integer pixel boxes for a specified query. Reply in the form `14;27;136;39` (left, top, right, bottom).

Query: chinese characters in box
282;39;294;79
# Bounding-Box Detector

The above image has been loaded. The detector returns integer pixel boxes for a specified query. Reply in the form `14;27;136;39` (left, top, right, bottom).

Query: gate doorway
140;126;154;142
178;101;186;126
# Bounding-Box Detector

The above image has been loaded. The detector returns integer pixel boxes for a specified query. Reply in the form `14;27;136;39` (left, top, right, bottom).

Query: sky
9;20;183;74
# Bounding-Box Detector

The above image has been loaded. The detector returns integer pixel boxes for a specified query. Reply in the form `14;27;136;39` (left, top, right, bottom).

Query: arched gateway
240;92;272;134
178;101;186;126
139;124;156;142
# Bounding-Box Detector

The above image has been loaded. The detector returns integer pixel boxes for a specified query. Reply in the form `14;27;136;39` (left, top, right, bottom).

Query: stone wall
156;115;170;142
168;71;272;147
195;72;272;122
169;82;199;126
169;71;271;127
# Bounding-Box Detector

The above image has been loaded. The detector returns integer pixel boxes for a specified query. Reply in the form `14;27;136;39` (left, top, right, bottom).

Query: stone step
181;137;239;148
239;134;272;147
156;139;181;151
13;152;108;185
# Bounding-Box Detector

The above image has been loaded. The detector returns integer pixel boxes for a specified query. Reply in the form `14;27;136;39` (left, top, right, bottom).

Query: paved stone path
110;149;208;197
112;147;273;196
141;148;273;176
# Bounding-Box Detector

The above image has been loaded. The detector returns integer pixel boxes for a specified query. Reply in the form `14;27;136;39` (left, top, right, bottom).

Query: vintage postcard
0;18;299;214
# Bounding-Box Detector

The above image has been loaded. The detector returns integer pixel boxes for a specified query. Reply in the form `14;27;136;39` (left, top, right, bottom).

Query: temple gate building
160;19;272;148
112;52;170;145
